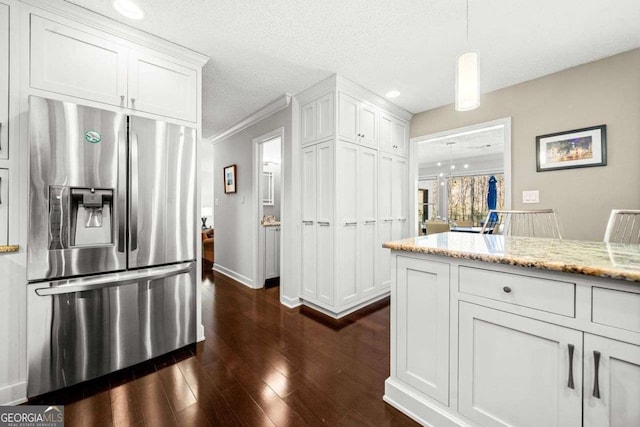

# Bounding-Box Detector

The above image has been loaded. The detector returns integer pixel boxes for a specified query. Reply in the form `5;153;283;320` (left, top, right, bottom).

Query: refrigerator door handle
130;132;139;251
117;129;127;253
34;262;193;296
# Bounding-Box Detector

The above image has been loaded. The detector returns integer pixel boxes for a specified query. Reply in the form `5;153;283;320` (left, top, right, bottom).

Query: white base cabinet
297;75;412;318
459;302;582;427
385;253;640;427
0;168;7;245
264;226;280;280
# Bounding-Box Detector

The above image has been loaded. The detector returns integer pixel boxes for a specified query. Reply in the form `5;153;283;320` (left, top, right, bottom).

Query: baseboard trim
301;290;390;319
384;378;472;427
280;295;302;308
212;264;257;289
197;324;205;342
0;381;27;406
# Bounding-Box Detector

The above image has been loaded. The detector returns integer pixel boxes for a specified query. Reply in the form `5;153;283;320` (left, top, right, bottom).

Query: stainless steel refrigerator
26;96;197;397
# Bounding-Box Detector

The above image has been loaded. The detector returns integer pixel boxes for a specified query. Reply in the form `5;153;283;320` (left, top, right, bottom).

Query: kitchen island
382;232;640;427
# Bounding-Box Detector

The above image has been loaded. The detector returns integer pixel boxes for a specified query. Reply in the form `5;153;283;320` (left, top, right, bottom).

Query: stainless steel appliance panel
129;117;196;268
28;96;127;281
27;262;196;397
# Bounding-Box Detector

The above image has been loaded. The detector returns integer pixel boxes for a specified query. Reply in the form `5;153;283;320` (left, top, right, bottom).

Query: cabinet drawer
459;266;575;317
592;287;640;333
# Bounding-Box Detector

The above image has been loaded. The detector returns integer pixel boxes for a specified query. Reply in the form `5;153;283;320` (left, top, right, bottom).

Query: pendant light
455;0;480;111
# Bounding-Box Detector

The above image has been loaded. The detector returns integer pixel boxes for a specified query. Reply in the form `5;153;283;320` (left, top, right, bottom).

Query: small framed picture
536;125;607;172
223;164;237;194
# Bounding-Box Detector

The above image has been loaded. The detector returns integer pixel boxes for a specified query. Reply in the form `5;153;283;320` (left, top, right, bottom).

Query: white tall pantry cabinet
297;75;412;318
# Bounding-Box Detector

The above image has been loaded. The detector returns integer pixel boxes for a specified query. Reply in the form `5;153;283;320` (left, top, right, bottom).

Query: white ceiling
65;0;640;138
418;126;504;165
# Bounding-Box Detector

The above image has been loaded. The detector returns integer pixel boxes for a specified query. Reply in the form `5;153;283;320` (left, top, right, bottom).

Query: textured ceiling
65;0;640;138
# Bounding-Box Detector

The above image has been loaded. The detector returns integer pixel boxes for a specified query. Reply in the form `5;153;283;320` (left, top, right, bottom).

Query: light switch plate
522;190;539;204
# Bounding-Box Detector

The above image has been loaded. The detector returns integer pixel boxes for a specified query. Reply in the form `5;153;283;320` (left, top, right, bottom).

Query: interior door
459;302;583;427
129;116;196;269
583;334;640;427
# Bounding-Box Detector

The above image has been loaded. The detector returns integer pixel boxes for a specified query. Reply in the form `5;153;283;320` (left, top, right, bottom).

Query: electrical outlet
522;190;540;204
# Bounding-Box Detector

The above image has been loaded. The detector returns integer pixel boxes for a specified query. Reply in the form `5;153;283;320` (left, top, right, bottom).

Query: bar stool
480;209;562;239
603;209;640;244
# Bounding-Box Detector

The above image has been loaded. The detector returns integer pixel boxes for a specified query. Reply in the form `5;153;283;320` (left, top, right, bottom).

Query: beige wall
411;48;640;241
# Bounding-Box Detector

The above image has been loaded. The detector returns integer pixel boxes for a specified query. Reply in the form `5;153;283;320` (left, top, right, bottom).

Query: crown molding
207;94;292;145
20;0;209;67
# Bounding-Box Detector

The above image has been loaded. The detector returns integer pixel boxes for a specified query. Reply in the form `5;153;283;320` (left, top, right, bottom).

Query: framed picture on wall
223;164;237;194
536;125;607;172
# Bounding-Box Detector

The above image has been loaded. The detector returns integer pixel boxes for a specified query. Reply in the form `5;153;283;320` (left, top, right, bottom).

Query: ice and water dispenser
48;186;114;249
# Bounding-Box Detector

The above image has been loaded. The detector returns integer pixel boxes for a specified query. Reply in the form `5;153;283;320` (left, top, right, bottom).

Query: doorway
410;118;512;235
253;129;284;290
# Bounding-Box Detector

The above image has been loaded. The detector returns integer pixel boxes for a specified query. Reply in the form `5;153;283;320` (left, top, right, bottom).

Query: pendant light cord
466;0;469;42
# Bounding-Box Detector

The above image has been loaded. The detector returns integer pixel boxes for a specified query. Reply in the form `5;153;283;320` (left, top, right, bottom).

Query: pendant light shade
455;51;480;111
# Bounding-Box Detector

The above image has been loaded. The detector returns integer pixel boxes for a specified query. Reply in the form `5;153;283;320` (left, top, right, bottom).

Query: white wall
213;101;300;306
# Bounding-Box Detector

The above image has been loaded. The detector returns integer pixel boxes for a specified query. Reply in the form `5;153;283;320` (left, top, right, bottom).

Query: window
447;174;505;225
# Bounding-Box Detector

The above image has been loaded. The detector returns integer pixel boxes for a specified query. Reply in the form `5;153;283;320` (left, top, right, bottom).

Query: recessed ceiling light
113;0;144;20
385;90;400;99
464;164;469;169
436;162;442;167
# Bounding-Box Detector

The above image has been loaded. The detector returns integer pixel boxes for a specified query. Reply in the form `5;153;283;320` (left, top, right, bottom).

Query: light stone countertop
383;233;640;282
261;221;281;227
0;245;19;254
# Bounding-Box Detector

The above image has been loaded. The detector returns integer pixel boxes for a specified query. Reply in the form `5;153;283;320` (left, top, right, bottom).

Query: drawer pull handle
593;351;601;398
567;344;575;389
503;286;512;293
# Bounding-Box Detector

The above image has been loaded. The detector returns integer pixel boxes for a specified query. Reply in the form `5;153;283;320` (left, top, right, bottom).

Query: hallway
29;271;418;426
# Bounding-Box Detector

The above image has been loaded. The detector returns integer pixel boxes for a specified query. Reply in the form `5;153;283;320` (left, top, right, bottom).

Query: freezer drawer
27;262;196;397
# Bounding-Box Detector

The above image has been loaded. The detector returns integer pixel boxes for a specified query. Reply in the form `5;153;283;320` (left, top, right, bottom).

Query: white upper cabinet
128;52;197;122
338;92;378;147
301;92;334;146
30;15;198;122
380;112;408;157
301;100;317;145
0;3;8;160
30;15;128;108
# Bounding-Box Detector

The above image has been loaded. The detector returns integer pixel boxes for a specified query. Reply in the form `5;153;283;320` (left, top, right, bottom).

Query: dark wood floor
29;270;418;426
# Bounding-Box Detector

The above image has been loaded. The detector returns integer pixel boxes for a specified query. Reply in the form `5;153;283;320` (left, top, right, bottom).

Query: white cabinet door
359;147;377;297
301;146;317;299
392;119;408;156
338;93;359;143
0;3;8;160
128;52;197;122
30;15;128;108
584;334;640;427
316;92;334;141
396;256;450;405
391;156;408;240
316;142;334;305
336;142;358;306
265;227;280;280
358;102;377;147
459;302;582;427
377;153;394;289
379;114;393;154
0;168;7;245
301;100;317;145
